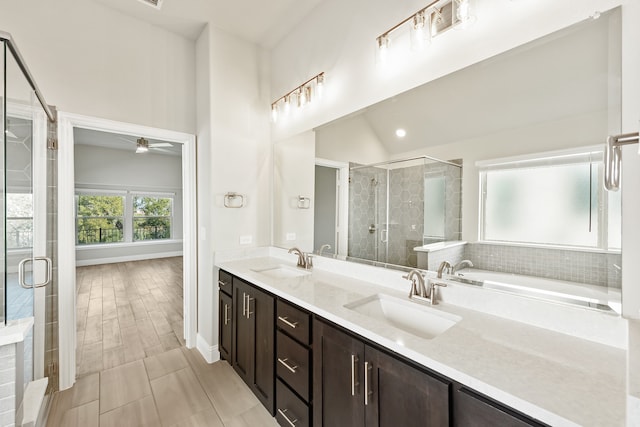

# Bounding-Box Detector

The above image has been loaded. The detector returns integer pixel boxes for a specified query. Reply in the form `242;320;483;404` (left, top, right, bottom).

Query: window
7;193;33;249
479;149;621;250
76;194;125;244
133;195;172;241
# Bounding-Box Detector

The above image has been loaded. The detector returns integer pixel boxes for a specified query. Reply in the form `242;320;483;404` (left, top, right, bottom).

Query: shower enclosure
348;156;461;268
1;31;57;422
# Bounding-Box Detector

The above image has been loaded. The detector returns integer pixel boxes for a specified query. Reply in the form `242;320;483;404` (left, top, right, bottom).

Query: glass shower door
3;38;52;406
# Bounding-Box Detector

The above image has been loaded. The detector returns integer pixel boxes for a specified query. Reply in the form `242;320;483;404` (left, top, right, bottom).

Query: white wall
273;132;316;252
315;114;388;165
73;144;183;265
195;24;271;360
0;0;196;133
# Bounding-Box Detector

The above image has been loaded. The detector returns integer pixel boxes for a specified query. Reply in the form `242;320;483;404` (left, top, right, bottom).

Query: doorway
56;114;197;390
314;159;348;257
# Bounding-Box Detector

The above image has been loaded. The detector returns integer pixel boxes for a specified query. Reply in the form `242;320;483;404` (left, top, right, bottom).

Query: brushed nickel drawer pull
242;292;247;318
364;361;373;405
277;408;298;427
218;280;228;287
277;357;299;373
246;295;254;318
277;316;299;329
351;354;359;396
224;304;230;325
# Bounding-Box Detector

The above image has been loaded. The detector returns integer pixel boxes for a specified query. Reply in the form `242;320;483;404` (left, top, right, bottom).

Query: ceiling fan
116;135;174;154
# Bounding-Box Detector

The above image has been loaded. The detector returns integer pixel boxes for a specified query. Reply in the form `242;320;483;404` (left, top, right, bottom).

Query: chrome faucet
288;247;312;270
403;269;427;298
437;261;452;279
452;259;473;274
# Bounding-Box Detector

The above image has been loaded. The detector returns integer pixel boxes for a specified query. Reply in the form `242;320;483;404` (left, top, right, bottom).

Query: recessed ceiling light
396;128;407;138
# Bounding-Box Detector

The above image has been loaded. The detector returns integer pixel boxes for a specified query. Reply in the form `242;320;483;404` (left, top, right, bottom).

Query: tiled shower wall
45;118;59;392
0;344;17;426
464;243;622;288
349;161;462;268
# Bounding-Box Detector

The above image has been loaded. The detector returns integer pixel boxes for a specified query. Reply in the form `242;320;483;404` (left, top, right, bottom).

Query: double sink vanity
215;247;626;427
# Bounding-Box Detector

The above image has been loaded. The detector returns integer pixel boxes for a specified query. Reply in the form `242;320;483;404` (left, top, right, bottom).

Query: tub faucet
437;261;452;279
288;247;312;269
403;269;427;298
318;244;332;257
452;260;474;274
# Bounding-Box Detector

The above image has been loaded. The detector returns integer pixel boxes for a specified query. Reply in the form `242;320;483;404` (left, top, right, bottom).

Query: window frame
132;193;174;242
477;146;620;252
75;192;126;245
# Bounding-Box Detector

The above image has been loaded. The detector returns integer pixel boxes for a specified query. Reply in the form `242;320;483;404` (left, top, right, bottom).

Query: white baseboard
75;251;183;267
196;334;220;364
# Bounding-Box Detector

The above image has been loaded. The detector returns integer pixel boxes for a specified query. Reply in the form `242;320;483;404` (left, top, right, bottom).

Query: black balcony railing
77;227;124;244
77;225;170;244
134;225;170;241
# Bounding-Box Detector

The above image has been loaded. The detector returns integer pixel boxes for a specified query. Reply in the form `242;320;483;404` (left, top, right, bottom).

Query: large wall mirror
273;8;622;305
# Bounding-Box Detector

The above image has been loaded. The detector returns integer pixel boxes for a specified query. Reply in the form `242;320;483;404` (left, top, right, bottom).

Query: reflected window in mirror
479;147;621;251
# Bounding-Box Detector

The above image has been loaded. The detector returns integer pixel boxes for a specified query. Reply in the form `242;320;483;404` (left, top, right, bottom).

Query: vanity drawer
276;330;310;402
276;379;310;427
218;270;232;296
277;299;310;345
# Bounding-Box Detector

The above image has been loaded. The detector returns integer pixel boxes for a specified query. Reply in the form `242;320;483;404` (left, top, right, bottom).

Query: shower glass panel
349;157;461;268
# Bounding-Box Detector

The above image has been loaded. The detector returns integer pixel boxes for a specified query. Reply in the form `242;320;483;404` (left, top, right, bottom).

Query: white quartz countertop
216;255;626;427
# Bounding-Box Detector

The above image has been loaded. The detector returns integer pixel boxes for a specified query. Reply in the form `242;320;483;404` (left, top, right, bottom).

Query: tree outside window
133;196;172;241
76;195;125;244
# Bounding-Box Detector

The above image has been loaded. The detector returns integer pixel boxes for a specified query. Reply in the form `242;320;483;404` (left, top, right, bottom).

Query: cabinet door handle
277;408;298;427
277;357;299;373
364;361;373;405
242;292;247;318
351;354;359;396
246;295;254;318
218;280;227;288
277;316;299;329
224;304;230;325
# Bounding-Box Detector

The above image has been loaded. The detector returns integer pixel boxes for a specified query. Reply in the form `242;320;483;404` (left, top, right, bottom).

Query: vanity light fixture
376;0;477;63
271;72;326;123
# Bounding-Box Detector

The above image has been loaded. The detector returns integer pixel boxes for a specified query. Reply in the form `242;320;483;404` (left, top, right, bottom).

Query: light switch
239;235;252;245
286;233;296;241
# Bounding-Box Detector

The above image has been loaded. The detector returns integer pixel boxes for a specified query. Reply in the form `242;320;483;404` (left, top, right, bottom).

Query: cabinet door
453;387;548;427
313;319;365;427
232;279;254;384
218;291;233;361
251;285;275;414
365;345;450;427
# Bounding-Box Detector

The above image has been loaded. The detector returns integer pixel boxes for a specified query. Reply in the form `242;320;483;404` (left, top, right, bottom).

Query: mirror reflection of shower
348;156;461;268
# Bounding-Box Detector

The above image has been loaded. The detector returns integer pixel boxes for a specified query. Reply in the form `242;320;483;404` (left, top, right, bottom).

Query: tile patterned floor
47;258;278;427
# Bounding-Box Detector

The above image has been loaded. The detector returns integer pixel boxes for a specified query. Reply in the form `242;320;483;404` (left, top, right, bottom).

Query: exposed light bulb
455;0;476;29
410;11;430;51
271;104;279;122
316;74;325;99
283;95;291;115
376;35;390;64
298;87;308;108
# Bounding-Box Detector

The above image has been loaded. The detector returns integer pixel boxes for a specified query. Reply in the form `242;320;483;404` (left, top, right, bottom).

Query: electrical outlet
239;235;252;245
286;233;296;241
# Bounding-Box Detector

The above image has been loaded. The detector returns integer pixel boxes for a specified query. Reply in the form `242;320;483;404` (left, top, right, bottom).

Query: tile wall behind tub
464;243;622;288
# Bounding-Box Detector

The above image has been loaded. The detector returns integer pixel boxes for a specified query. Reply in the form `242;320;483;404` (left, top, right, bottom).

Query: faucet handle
305;254;314;269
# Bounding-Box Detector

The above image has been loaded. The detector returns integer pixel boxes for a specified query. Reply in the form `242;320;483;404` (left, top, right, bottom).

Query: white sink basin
252;265;311;280
344;294;461;340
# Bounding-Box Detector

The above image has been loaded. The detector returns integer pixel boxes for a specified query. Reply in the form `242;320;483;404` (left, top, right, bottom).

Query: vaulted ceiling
90;0;323;46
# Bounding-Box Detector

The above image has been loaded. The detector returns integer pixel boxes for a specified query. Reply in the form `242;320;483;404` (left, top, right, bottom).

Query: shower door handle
380;229;388;243
18;256;53;289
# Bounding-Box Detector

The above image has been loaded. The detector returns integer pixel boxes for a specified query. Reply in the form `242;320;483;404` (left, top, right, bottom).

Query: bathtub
452;268;621;314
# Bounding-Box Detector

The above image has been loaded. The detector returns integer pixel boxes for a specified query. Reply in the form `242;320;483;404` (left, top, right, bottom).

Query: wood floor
47;258;278;427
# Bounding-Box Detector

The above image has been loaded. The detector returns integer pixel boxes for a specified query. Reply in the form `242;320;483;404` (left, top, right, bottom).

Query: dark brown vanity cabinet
313;318;450;427
275;299;312;427
218;270;233;362
232;277;275;415
452;386;549;427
